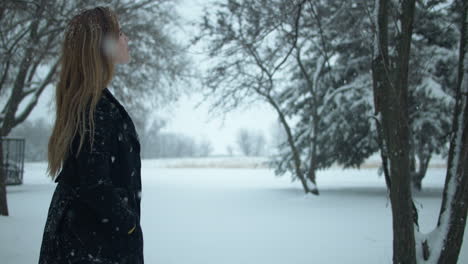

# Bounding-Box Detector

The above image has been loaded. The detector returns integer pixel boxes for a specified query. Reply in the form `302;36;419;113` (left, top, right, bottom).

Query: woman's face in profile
113;24;130;64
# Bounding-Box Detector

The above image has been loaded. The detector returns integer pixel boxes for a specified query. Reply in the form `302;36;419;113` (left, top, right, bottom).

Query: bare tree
197;139;214;157
253;132;266;156
236;128;266;156
0;0;64;216
236;129;253;156
199;0;319;194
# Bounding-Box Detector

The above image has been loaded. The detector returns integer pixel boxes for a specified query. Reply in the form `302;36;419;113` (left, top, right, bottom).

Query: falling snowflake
137;191;142;199
111;156;115;163
118;133;123;141
102;218;109;223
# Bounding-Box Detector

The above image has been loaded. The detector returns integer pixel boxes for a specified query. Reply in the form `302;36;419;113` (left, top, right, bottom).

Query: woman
38;7;143;264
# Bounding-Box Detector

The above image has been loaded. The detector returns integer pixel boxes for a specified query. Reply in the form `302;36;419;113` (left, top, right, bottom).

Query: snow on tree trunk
415;3;468;263
416;51;468;264
435;5;468;263
306;166;319;195
436;86;468;263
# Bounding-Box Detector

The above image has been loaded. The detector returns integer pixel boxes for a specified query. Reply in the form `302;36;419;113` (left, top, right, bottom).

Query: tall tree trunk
307;113;319;195
0;137;8;216
390;0;417;261
267;96;313;195
306;164;319;195
373;0;417;263
437;96;468;262
295;46;323;196
435;1;468;262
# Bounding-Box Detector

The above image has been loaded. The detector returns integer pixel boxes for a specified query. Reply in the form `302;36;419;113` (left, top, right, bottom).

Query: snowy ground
1;158;467;264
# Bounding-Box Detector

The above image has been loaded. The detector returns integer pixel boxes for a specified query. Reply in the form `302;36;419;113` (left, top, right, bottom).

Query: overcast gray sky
26;0;277;155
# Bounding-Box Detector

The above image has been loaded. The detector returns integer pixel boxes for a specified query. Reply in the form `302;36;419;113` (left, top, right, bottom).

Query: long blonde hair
48;7;120;178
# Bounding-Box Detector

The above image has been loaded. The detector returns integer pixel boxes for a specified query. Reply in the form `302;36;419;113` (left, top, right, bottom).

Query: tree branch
13;60;59;129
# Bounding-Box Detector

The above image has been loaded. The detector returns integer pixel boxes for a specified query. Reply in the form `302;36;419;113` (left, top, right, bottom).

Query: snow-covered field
1;158;467;264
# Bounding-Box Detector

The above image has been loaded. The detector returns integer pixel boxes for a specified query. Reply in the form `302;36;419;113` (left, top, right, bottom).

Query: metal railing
1;137;25;185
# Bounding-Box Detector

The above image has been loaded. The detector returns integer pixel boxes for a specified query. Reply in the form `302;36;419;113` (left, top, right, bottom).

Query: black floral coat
38;88;143;264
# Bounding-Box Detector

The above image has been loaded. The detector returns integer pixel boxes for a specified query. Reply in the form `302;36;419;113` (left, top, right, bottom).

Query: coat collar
102;88;141;146
102;88;122;109
102;88;130;121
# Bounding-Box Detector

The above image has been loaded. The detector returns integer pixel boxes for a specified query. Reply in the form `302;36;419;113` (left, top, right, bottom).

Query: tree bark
373;0;417;263
266;95;314;195
390;0;417;261
307;110;319;195
437;102;468;263
0;138;8;216
436;1;468;262
294;49;323;196
306;166;319;195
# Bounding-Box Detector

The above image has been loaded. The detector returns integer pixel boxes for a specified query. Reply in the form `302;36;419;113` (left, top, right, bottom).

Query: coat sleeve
73;102;137;236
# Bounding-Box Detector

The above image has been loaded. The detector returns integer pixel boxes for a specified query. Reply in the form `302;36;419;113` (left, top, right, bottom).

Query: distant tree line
143;133;213;158
9;117;213;161
10;116;279;160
